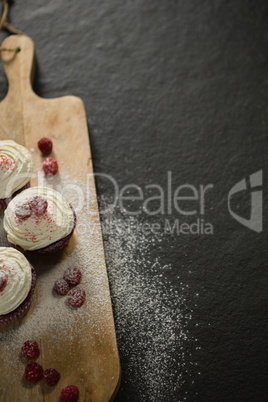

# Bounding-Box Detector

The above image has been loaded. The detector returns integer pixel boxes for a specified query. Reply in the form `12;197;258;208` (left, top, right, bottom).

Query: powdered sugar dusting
100;197;198;401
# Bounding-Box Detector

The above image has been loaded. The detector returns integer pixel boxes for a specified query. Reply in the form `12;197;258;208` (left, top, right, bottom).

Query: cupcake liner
0;265;36;326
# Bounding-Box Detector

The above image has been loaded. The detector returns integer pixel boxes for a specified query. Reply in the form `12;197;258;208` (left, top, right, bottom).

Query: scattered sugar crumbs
99;196;199;402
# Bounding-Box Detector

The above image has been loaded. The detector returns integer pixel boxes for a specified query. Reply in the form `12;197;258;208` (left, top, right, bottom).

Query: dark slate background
1;1;267;401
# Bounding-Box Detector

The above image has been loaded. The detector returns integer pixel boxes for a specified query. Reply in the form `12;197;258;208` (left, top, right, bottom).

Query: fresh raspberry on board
42;157;58;176
24;362;43;383
21;340;40;360
43;368;61;387
38;137;53;155
15;202;32;219
28;195;48;216
63;267;82;286
67;287;86;308
54;278;70;296
60;385;80;402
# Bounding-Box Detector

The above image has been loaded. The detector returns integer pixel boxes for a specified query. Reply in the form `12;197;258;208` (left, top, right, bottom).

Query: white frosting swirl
0;140;33;199
0;247;32;315
3;187;75;251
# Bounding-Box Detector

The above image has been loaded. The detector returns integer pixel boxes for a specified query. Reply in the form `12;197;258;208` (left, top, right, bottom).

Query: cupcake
0;247;36;326
0;140;33;209
3;187;76;254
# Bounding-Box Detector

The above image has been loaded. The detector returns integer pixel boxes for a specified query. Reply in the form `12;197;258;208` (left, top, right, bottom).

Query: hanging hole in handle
0;45;21;63
0;46;21;53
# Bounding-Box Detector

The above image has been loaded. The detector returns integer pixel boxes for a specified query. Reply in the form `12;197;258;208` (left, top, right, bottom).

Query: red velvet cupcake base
0;182;30;210
0;265;36;326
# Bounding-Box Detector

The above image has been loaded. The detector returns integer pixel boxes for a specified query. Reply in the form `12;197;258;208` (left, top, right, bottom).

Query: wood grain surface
0;35;120;402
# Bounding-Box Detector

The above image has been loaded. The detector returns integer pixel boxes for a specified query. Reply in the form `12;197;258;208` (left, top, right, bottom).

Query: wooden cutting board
0;35;120;401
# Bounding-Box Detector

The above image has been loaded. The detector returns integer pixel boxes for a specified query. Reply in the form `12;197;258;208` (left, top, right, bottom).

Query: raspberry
21;340;40;360
15;202;32;219
63;267;82;286
28;195;48;215
67;287;86;308
60;385;79;402
0;271;7;291
25;362;43;383
42;157;58;176
43;368;61;386
54;278;70;296
38;137;53;155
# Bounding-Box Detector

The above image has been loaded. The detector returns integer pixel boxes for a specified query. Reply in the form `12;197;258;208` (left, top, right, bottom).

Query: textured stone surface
0;1;267;401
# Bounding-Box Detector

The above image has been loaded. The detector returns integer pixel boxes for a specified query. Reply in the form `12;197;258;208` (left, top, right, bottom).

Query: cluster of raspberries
54;266;85;308
37;137;59;176
22;340;79;401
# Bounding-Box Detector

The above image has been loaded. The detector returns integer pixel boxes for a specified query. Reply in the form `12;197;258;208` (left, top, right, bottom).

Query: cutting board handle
1;35;35;97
